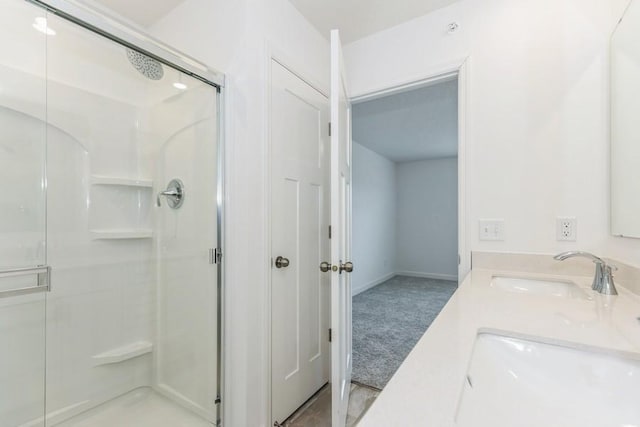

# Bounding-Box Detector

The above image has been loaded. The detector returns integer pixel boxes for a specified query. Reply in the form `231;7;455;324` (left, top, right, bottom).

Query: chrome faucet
553;251;618;295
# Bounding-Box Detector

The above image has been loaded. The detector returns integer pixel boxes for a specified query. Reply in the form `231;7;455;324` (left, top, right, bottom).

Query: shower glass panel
0;2;48;426
0;1;220;425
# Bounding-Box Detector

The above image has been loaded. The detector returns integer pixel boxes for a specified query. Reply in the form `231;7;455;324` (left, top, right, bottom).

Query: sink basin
455;333;640;427
491;276;588;299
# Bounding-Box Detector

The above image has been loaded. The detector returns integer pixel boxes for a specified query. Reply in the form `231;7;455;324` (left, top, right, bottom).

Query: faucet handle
600;264;618;296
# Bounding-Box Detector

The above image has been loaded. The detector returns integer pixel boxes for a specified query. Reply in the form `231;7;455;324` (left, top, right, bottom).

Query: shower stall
0;1;223;426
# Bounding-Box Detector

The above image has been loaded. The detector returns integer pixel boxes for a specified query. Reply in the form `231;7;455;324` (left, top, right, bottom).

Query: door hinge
328;225;332;239
215;395;221;405
210;248;222;264
328;328;332;342
328;122;332;136
458;254;461;265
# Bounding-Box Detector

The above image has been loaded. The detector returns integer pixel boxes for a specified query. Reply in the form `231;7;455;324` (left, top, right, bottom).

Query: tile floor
283;382;380;427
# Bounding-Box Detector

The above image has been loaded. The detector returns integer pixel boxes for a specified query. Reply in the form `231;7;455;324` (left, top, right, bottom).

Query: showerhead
126;48;164;80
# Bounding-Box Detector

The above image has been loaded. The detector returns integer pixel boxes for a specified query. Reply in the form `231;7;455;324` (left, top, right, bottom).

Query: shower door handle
0;266;51;298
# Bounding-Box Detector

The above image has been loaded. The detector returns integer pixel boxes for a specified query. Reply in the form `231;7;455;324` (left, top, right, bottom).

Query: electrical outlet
479;219;505;241
556;217;577;241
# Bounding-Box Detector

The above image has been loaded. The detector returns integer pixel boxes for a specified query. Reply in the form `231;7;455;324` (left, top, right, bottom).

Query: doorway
350;75;461;390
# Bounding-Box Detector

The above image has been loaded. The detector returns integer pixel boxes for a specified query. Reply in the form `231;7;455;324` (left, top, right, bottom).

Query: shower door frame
23;0;226;425
28;0;224;87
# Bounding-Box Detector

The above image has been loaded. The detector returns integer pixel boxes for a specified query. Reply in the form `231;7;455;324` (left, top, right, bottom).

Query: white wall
149;1;329;426
352;152;458;291
352;142;397;294
345;0;639;267
396;158;458;280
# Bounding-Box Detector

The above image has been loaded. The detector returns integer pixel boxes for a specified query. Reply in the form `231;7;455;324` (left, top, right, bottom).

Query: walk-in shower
0;1;223;426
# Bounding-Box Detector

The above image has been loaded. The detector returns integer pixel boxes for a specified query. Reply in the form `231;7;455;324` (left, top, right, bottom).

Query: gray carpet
352;275;457;390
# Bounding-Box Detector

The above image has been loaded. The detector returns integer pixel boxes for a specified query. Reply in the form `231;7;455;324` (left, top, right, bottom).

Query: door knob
340;262;353;273
275;256;290;269
320;262;332;272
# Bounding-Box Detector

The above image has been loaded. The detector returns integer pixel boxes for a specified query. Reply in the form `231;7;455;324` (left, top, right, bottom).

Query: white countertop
357;268;640;426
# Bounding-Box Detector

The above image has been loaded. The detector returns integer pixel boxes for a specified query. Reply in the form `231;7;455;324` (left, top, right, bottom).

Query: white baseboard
352;272;396;296
395;270;458;282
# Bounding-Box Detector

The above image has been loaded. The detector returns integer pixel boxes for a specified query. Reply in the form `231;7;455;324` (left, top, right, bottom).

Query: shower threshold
54;387;211;427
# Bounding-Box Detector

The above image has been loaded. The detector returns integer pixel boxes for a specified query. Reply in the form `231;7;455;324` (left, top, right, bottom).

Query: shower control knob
157;178;185;209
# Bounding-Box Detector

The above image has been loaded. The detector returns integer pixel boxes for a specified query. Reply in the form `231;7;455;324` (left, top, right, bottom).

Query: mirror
611;0;640;238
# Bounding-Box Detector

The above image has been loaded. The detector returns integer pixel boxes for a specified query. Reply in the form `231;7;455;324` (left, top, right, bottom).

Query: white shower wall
45;79;156;424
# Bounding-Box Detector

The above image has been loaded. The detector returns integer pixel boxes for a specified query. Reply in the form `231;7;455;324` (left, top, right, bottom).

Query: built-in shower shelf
91;175;153;188
92;341;153;366
90;229;153;240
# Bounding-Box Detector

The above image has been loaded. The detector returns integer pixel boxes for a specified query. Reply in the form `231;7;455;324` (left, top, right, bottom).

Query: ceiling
86;0;186;27
85;0;459;42
288;0;460;43
352;79;458;163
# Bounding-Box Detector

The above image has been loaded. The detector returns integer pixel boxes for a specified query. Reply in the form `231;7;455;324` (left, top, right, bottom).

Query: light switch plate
479;219;505;241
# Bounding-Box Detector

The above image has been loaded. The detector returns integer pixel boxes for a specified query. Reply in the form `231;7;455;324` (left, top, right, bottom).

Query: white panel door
330;29;353;427
271;60;330;424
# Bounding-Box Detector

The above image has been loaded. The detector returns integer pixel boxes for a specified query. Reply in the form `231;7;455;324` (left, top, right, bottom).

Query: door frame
350;57;471;282
263;45;330;425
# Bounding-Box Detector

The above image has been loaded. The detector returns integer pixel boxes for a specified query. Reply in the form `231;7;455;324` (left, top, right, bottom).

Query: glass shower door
0;1;49;426
153;75;219;424
41;7;220;426
0;1;221;425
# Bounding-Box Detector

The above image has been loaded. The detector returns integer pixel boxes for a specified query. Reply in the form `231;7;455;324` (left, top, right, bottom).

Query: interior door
0;2;49;426
330;29;353;427
270;60;331;424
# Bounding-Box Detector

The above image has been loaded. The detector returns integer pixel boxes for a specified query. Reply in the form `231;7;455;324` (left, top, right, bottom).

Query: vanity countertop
357;268;640;426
